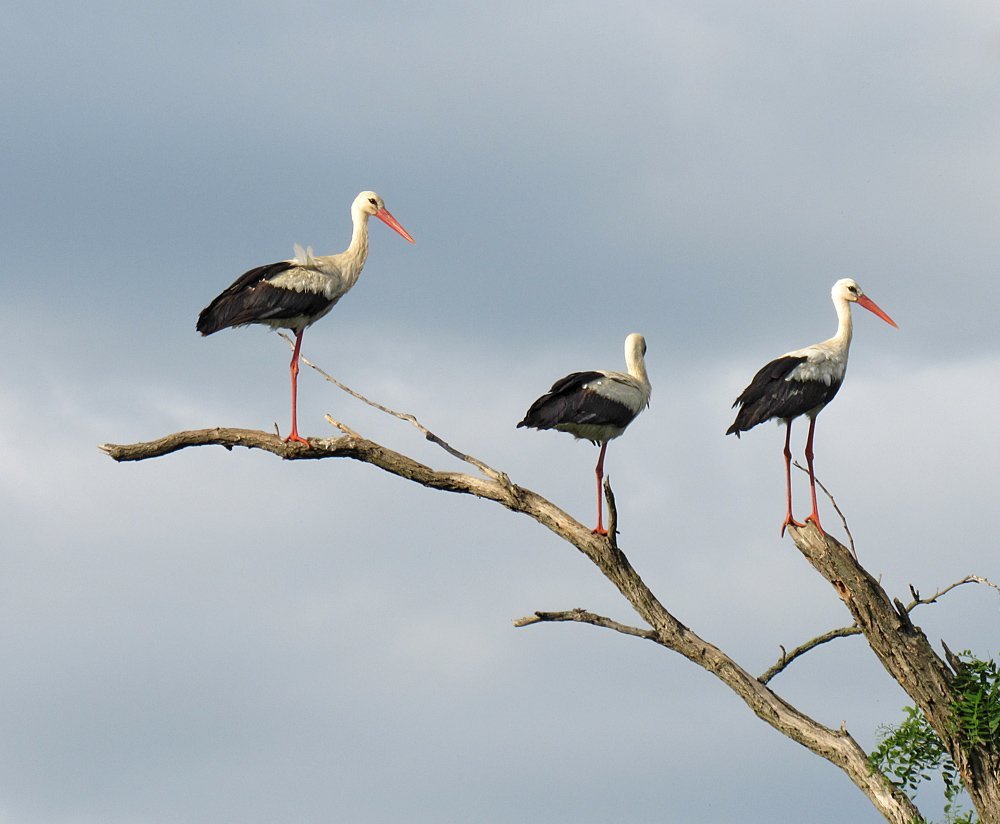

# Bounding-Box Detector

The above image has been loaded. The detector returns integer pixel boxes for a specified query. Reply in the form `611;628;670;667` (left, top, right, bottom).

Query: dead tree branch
282;332;508;483
786;524;1000;820
906;575;1000;607
513;608;656;641
100;422;922;824
759;626;863;685
604;476;619;549
760;574;1000;685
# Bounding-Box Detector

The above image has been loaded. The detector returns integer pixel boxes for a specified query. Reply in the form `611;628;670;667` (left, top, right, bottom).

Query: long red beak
375;208;415;243
857;293;898;328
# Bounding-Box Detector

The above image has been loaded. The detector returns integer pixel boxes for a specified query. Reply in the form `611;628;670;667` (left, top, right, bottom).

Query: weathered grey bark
787;525;1000;822
100;426;996;823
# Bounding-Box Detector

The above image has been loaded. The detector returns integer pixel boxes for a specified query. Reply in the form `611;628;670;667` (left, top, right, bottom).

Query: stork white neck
309;199;374;288
624;333;651;394
831;288;855;350
343;202;372;271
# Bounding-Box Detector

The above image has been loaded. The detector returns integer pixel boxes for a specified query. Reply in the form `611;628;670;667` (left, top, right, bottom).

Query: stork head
353;191;415;243
833;278;898;328
625;332;647;360
624;332;650;390
354;190;385;216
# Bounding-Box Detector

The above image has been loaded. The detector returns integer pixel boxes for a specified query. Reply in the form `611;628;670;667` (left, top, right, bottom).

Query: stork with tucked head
197;191;415;445
518;333;651;535
727;278;897;535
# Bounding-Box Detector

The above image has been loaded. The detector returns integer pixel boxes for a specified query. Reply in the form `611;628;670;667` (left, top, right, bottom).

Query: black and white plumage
518;333;651;535
197;191;415;445
727;278;897;534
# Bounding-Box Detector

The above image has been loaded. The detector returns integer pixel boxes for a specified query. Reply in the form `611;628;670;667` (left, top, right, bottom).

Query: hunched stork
517;333;651;536
197;191;415;445
726;278;897;535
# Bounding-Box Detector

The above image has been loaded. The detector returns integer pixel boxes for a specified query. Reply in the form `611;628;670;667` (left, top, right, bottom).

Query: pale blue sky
2;2;999;822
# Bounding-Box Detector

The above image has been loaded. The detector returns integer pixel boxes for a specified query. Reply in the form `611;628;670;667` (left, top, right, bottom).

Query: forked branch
100;372;930;823
285;331;508;483
760;574;1000;684
786;525;1000;821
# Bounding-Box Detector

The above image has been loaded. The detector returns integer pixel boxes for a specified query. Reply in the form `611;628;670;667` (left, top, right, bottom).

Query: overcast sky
2;2;1000;822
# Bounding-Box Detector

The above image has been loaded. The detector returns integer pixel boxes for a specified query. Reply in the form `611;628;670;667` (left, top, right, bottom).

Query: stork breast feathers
785;347;847;387
587;373;650;409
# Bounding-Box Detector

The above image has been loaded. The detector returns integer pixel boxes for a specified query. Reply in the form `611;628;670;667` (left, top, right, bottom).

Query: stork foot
804;514;826;535
284;432;310;447
780;515;806;536
591;526;609;537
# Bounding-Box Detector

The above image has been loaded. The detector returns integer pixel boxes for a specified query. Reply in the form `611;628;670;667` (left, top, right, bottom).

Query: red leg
803;416;824;534
592;441;609;536
285;329;310;446
781;419;805;536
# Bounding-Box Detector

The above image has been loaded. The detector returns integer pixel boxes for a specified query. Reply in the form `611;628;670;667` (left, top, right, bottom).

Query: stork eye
368;197;378;206
848;285;859;294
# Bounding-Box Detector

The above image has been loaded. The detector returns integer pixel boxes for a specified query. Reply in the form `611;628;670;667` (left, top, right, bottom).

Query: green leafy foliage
869;705;968;822
950;654;1000;753
868;650;1000;824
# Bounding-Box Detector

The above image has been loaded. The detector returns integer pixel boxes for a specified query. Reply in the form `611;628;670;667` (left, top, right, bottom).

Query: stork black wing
517;371;635;431
726;355;841;435
197;261;332;335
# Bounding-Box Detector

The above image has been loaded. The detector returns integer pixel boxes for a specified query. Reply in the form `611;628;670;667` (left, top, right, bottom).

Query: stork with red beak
197;191;415;445
727;279;897;535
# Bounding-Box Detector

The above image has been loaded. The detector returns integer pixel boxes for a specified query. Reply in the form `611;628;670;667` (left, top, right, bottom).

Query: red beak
857;294;898;328
375;208;415;243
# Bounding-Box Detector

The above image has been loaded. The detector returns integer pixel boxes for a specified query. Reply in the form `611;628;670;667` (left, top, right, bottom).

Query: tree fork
788;524;1000;822
103;426;997;822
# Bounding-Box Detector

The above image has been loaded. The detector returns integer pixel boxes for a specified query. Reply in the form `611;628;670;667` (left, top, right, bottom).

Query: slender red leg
285;329;310;446
803;416;824;534
592;441;609;536
781;419;805;536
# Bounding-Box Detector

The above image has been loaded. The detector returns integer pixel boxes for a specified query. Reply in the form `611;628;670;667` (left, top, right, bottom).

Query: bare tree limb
100;424;927;823
787;524;1000;820
760;574;1000;684
324;414;363;439
282;332;509;484
759;626;863;684
99;428;316;462
513;608;657;641
906;575;1000;608
604;476;619;549
99;427;593;545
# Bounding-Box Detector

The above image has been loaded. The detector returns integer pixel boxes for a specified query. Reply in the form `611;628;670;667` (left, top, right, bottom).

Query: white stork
727;278;897;535
517;333;651;535
197;191;415;445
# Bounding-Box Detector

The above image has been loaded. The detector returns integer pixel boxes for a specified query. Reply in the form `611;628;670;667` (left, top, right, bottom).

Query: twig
604;476;619;549
513;608;656;641
324;414;362;439
759;626;862;684
760;574;1000;683
967;575;1000;596
792;460;856;560
903;575;1000;610
280;332;509;484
